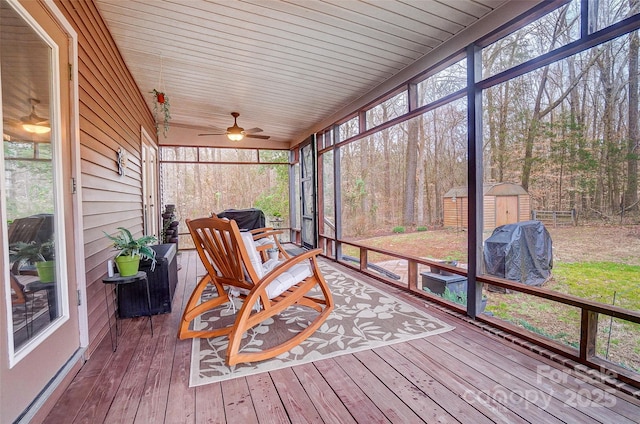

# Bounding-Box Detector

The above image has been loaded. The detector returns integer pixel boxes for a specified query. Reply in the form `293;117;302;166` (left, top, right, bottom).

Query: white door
142;128;159;239
0;0;80;421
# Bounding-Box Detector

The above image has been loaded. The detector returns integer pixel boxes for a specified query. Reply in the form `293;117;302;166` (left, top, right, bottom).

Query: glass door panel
300;140;316;249
1;0;71;355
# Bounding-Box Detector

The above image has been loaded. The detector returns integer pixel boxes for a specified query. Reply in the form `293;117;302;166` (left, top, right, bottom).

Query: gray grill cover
483;220;553;286
217;208;266;231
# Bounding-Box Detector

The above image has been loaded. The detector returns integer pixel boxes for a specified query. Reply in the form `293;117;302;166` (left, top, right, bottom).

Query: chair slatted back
187;217;260;291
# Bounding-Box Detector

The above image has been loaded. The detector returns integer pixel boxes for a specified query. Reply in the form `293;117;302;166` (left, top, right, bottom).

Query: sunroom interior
2;0;640;422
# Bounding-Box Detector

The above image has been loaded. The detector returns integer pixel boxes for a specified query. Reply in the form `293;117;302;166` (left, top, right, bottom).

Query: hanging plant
151;89;171;138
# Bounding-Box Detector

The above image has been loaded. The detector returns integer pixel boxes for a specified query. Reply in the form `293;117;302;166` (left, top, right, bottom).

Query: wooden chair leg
178;274;230;339
226;274;334;366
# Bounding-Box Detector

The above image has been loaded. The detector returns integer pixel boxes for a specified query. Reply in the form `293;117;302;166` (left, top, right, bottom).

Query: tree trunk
433;117;442;224
597;45;619;215
498;81;510;182
521;67;547;191
625;24;639;213
403;119;419;226
416;117;425;224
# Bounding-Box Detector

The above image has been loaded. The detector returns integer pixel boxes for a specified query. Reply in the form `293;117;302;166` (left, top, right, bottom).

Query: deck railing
319;235;640;390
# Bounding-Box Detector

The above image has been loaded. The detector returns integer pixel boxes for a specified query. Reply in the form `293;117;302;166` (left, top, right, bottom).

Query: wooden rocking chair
179;216;334;365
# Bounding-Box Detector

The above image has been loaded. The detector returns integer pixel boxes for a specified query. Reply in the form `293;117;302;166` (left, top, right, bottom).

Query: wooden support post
408;261;418;291
360;248;368;273
580;309;598;360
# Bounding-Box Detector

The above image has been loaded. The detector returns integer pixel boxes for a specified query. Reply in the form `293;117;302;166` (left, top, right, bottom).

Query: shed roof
443;182;528;198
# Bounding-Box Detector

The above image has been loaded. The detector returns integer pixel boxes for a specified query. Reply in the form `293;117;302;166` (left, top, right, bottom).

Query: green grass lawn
486;261;640;371
552;262;640;309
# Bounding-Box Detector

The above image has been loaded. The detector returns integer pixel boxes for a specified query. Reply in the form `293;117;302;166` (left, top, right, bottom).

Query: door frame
47;0;88;351
299;137;317;249
141;127;159;240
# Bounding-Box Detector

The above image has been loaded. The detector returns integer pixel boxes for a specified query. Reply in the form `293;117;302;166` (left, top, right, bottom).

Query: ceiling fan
21;98;50;134
198;112;270;141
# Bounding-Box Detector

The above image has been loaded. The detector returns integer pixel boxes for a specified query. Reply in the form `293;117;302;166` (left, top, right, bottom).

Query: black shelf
117;243;178;318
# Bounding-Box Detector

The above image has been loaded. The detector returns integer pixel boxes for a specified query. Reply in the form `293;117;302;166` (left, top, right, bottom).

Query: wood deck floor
44;250;640;424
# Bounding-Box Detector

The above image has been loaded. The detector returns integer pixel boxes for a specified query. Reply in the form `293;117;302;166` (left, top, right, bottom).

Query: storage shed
443;182;530;230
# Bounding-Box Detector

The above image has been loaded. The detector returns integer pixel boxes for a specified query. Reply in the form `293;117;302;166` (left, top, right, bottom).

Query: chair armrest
253;230;282;239
249;227;274;235
252;229;289;260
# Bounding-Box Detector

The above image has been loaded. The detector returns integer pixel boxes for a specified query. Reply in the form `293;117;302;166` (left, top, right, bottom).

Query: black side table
25;281;57;321
102;271;153;351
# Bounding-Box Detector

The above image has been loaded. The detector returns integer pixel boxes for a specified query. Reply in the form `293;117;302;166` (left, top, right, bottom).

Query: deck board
373;344;495;424
423;334;572;423
291;362;357;424
158;249;198;424
353;348;458;423
333;353;426;422
443;325;638;424
246;373;290;424
313;357;391;423
389;341;528;424
221;377;259;423
71;319;146;424
194;382;225;424
44;250;640;424
270;366;324;423
103;325;155;424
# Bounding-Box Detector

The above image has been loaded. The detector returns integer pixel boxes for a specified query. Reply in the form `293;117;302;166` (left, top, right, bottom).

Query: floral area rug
190;261;455;387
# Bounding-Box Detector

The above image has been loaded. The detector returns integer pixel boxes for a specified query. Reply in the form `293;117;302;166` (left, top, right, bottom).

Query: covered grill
483;220;553;287
216;208;266;231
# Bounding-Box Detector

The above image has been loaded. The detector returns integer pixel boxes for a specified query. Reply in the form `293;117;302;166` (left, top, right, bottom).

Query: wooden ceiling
1;0;52;141
93;0;522;145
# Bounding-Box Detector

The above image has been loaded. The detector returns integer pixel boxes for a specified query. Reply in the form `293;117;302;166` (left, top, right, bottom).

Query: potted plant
266;247;280;261
9;238;55;282
151;89;171;138
105;227;157;277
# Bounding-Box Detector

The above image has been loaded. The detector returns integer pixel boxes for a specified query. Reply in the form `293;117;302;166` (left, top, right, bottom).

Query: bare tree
403;119;419;226
625;23;639;213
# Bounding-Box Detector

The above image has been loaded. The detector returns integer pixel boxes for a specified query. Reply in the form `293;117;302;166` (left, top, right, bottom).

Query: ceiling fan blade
246;134;271;139
198;132;225;136
244;127;263;134
3;117;21;125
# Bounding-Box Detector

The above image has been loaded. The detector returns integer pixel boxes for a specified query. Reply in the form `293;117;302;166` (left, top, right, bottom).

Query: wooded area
156;1;640;243
329;0;640;238
160;147;289;247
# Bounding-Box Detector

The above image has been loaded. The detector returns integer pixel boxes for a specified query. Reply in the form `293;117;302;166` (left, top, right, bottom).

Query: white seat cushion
264;262;312;299
239;231;312;299
240;231;265;279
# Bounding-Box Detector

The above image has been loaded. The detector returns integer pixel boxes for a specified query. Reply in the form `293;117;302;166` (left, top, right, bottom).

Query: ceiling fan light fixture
227;132;244;141
22;123;51;134
21;98;50;134
226;113;245;141
198;112;268;140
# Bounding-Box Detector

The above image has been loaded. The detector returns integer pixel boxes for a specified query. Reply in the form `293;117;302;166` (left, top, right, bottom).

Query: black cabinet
118;243;178;318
